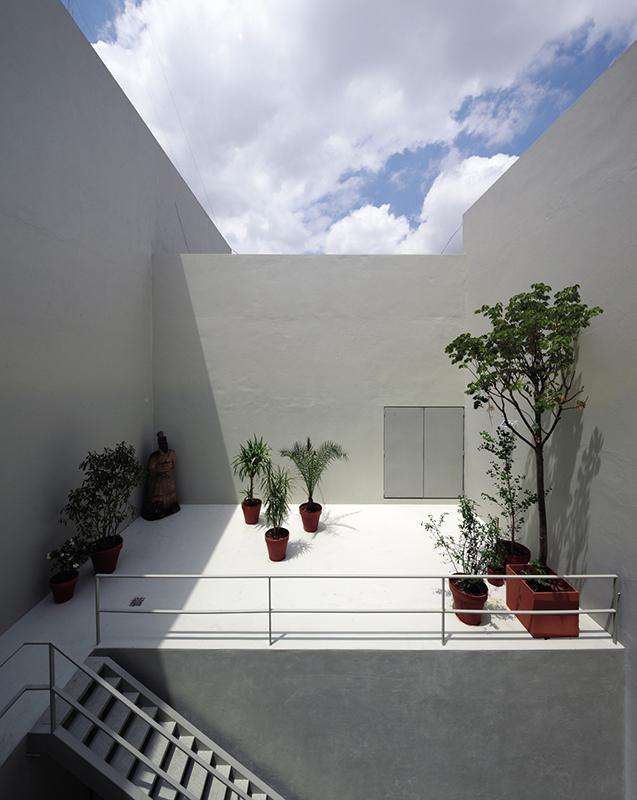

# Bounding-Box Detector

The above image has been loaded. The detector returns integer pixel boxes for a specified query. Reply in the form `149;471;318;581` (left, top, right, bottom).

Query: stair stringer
86;655;287;800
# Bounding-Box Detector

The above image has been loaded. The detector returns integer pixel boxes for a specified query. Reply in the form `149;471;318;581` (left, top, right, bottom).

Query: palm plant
232;435;271;504
280;438;347;511
262;465;294;538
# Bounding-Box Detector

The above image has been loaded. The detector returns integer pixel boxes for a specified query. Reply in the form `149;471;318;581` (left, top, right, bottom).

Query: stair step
130;718;176;793
205;763;231;800
109;705;158;779
154;734;195;799
230;778;250;800
65;676;121;743
130;718;176;789
184;747;212;798
88;691;139;760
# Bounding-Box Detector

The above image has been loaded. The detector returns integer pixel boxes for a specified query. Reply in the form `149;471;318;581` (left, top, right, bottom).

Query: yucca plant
232;435;271;504
280;438;347;512
262;465;294;538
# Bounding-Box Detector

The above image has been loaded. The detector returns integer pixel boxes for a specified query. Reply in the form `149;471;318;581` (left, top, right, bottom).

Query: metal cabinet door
384;407;424;498
423;407;464;498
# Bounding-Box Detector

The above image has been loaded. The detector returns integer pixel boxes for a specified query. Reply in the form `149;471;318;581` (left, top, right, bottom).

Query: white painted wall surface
462;40;637;796
0;0;229;633
153;254;466;504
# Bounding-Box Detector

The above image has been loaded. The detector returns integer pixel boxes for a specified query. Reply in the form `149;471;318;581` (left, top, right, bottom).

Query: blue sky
61;1;637;254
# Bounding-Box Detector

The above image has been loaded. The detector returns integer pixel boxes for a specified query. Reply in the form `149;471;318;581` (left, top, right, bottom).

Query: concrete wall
0;0;229;633
0;737;90;800
462;41;637;795
101;647;625;800
152;253;467;504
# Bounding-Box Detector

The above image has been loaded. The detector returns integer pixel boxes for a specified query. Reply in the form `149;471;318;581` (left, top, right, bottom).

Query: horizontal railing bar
99;608;268;615
98;607;616;616
0;684;49;720
97;573;618;580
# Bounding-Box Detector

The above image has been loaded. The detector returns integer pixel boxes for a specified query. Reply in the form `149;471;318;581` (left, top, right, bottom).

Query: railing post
612;579;621;645
95;576;101;646
268;577;272;646
48;643;56;733
441;577;446;646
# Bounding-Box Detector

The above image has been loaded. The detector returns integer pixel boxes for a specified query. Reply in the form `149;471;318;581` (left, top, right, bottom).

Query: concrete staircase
28;656;287;800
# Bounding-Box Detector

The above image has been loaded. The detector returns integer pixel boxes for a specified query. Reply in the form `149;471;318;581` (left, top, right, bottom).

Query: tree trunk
535;445;548;564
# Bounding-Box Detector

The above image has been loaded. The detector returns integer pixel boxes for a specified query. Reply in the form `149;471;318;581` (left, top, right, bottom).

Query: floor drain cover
129;596;146;607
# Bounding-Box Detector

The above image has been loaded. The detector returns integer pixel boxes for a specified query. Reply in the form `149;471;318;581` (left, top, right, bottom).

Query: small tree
280;438;347;511
478;427;539;547
232;435;271;503
61;442;143;548
446;283;602;564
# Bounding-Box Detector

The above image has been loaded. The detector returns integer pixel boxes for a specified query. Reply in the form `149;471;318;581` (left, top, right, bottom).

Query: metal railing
94;572;621;647
0;642;278;800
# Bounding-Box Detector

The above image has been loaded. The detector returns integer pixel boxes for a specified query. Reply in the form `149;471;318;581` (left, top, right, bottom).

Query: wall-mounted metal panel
383;407;424;498
423;406;464;498
384;406;464;498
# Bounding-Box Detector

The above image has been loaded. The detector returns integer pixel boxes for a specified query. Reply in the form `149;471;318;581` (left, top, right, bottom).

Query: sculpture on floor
142;431;181;520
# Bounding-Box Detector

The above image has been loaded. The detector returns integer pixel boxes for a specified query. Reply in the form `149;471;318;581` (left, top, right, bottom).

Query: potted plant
479;427;540;571
47;537;85;603
60;442;143;574
280;438;347;532
506;560;580;638
262;465;294;561
423;497;499;625
232;435;272;524
446;284;602;566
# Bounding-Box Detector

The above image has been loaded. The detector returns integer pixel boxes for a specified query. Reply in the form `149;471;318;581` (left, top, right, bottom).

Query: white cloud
400;152;519;253
324;204;410;254
324;153;518;255
93;0;637;253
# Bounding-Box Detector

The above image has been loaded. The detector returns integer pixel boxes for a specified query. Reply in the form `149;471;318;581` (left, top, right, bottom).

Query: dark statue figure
142;431;181;521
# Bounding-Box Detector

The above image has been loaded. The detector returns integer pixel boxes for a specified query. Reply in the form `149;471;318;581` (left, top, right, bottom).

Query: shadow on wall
152;255;236;503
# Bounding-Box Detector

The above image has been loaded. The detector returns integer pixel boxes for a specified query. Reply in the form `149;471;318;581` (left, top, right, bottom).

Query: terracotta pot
501;541;531;566
506;563;579;638
265;529;289;562
299;502;322;533
91;537;123;574
487;565;504;587
448;576;488;626
50;571;79;604
241;499;262;525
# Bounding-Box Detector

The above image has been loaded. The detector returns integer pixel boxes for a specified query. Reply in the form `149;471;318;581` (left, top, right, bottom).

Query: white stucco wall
0;0;229;633
463;40;637;794
152;254;467;504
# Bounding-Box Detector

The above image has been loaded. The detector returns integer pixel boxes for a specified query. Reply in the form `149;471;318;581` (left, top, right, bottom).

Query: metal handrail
94;572;621;647
0;642;264;800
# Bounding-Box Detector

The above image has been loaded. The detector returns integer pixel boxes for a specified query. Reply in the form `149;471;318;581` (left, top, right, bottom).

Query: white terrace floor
93;503;615;650
0;504;619;763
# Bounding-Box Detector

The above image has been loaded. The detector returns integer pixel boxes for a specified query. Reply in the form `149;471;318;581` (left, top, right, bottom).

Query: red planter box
506;563;579;638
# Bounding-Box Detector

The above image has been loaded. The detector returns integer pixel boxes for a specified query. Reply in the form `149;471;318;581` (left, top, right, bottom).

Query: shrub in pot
506;560;579;638
423;497;499;626
479;427;541;575
60;442;143;574
262;465;294;562
47;537;86;603
232;436;271;524
280;438;347;532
